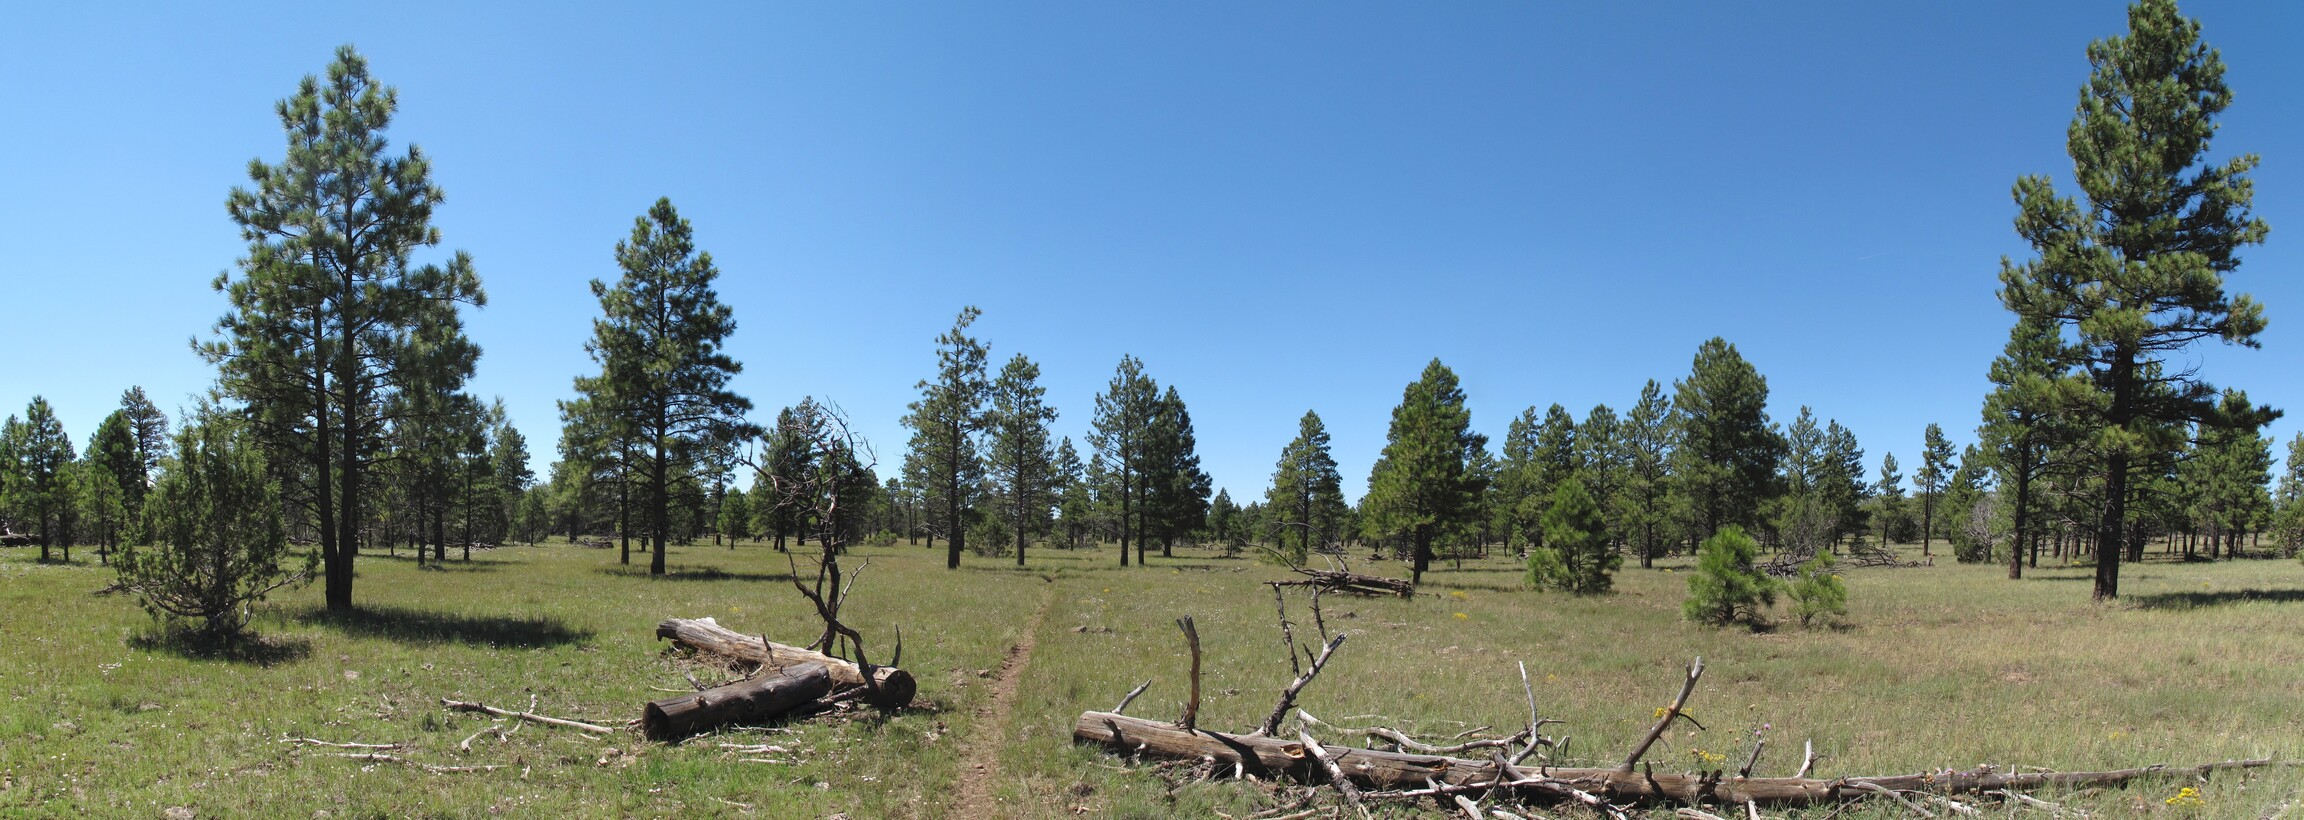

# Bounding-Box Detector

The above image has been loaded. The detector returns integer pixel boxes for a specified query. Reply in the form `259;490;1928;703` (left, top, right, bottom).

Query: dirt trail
949;585;1053;817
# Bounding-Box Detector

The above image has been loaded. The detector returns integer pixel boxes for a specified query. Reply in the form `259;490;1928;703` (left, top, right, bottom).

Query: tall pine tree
576;198;755;576
1998;0;2274;599
204;46;483;610
1362;359;1485;585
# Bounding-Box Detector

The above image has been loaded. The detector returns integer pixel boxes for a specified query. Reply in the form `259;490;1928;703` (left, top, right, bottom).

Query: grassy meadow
3;539;2303;818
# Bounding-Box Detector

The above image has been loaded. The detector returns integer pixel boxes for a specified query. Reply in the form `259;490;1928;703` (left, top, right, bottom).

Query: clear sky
3;2;2298;504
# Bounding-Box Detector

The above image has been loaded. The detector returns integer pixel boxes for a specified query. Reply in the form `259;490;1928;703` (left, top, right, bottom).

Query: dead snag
1176;616;1202;731
1621;656;1704;772
1259;633;1347;736
642;662;835;741
656;616;916;708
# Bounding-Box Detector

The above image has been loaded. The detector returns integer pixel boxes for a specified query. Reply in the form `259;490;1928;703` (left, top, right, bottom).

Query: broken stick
440;698;614;735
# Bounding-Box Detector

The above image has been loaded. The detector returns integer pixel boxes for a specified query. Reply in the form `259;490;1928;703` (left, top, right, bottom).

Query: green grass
3;540;2302;818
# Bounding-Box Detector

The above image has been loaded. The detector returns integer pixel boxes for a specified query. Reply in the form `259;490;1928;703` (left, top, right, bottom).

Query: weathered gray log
1276;569;1414;597
656;617;915;708
1073;711;2279;808
643;662;834;741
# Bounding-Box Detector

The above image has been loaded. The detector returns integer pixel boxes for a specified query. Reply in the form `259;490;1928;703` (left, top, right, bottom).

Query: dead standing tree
759;399;897;677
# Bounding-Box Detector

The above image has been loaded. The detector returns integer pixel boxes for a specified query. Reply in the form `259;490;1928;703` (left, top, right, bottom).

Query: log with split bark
643;662;834;741
656;617;916;709
1073;711;2280;809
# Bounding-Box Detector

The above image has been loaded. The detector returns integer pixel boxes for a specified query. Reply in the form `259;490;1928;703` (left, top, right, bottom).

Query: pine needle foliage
1526;477;1617;595
1683;525;1778;628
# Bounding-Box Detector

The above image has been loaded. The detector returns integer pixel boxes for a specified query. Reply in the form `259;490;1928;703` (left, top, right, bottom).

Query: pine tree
1875;453;1905;548
1981;317;2075;578
1362;359;1485;585
1267;410;1346;565
987;353;1058;565
1054;437;1090;548
1683;525;1778;628
577;198;755;575
1089;355;1158;566
1788;550;1848;629
114;409;312;642
1771;408;1836;557
5;398;77;562
1821;421;1868;549
119;387;169;516
1998;0;2274;599
1526;477;1617;595
84;411;141;561
1144;386;1211;557
902;308;989;569
2272;434;2304;557
203;46;484;610
1576;404;1625;545
1944;444;1994;563
1668;338;1781;540
1618;380;1676;568
1916;424;1956;556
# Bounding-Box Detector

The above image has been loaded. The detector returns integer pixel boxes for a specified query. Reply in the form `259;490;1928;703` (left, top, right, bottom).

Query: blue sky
2;2;2298;503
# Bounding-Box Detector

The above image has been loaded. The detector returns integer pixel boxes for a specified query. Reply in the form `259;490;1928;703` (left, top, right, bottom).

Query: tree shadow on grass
296;605;594;648
129;628;312;666
2130;588;2304;610
361;552;510;572
592;564;793;584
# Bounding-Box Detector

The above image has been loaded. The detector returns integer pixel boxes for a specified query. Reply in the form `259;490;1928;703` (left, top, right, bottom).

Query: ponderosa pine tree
1144;386;1212;557
1526;477;1617;595
1618;380;1676;568
1054;437;1090;548
119;387;169;510
1267;410;1346;565
1362;359;1485;585
1089;355;1158;566
1998;0;2274;599
5;399;75;562
204;46;484;610
901;307;989;569
1981;317;2075;578
1576;405;1625;543
577;198;756;576
1520;405;1579;548
1875;453;1905;547
84;410;141;561
987;353;1057;565
1821;421;1869;549
1496;407;1543;551
2273;434;2304;557
1669;338;1781;541
1916;424;1955;556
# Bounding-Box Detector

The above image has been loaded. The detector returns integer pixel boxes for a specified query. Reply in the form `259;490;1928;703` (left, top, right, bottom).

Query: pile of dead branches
1076;586;2282;817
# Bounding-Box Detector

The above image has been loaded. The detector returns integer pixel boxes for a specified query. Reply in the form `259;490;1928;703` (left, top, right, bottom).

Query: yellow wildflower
2166;786;2203;807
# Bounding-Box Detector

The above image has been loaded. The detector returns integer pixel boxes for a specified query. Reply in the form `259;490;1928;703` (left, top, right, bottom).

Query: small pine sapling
1682;525;1778;628
1789;550;1849;628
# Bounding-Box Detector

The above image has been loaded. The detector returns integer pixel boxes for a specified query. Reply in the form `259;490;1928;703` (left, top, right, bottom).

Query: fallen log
1274;568;1414;598
642;662;834;741
656;617;916;708
1072;711;2280;808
